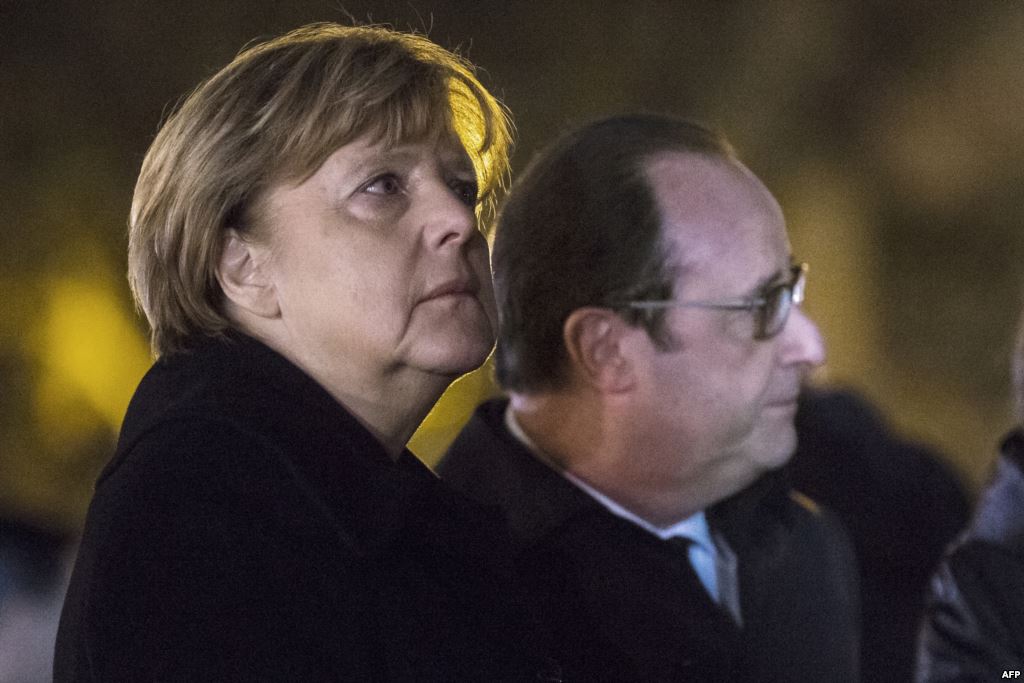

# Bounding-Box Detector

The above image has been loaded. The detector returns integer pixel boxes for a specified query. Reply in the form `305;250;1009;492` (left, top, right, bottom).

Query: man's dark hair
493;113;735;393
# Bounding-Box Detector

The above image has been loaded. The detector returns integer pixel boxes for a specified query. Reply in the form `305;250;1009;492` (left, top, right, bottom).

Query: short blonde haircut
129;23;513;356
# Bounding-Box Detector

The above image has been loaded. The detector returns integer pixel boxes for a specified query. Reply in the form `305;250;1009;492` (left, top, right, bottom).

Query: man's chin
753;425;798;471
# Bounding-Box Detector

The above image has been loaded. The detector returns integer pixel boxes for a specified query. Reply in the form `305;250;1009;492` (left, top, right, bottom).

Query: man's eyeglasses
617;263;808;340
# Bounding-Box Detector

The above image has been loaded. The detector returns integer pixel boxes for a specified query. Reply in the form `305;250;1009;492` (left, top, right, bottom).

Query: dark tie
665;535;743;625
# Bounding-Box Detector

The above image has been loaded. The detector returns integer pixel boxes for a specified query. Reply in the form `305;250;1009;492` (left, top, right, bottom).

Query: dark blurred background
4;0;1024;538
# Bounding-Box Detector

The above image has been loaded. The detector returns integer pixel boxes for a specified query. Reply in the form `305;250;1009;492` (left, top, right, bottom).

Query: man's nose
779;307;826;368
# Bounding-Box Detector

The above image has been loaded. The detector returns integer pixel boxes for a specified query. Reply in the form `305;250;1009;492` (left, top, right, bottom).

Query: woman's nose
423;182;477;249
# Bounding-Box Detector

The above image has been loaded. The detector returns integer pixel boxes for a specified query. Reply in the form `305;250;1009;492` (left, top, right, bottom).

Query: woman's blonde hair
129;23;513;356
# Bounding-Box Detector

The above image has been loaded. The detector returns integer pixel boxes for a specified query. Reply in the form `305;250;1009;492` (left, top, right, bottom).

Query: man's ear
216;229;280;319
563;307;637;393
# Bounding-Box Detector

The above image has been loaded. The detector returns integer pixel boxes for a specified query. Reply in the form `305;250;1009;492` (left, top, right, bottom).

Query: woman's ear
216;229;280;319
563;308;637;394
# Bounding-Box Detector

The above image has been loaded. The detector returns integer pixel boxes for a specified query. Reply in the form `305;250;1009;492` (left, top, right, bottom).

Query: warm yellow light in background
783;157;882;389
32;276;151;450
1;252;154;527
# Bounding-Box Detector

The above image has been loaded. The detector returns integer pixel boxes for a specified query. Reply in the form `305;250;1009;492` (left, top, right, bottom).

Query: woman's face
256;132;498;383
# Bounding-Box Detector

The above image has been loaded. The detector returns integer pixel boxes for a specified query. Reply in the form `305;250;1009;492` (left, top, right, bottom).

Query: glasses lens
758;265;805;339
759;284;791;339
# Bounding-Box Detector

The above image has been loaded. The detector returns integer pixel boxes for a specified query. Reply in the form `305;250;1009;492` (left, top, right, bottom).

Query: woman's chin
409;337;495;379
401;306;496;377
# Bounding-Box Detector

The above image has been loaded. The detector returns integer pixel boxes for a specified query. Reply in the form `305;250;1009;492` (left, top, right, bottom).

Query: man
439;114;859;681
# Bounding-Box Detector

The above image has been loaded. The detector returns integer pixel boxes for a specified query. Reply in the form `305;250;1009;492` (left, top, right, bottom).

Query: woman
55;23;554;680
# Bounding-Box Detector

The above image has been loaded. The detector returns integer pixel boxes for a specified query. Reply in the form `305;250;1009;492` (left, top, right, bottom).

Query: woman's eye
450;178;479;207
364;174;402;196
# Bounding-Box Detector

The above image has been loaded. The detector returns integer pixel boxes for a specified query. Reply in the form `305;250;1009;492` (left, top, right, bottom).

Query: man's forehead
644;151;776;216
644;151;789;284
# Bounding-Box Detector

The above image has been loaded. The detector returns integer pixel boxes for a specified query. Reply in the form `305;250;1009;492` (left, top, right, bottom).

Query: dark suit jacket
55;334;553;681
439;399;860;682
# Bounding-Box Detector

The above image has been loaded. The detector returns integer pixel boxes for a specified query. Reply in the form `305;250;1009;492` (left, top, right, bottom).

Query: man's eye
450;179;479;207
364;174;402;195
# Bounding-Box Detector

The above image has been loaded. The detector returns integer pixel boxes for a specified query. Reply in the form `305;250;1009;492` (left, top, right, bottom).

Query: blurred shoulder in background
0;515;73;682
915;430;1024;681
791;385;970;683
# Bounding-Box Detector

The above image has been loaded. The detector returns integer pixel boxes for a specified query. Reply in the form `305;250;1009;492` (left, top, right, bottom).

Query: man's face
632;152;825;500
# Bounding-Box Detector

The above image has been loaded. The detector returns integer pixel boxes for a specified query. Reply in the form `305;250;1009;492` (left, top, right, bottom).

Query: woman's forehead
343;130;472;170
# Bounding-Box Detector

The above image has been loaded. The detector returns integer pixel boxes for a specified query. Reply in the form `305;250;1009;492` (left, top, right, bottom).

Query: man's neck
508;393;710;526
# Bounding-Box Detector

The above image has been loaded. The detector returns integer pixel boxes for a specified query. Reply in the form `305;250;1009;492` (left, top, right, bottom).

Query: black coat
917;430;1024;681
438;399;861;683
55;333;555;681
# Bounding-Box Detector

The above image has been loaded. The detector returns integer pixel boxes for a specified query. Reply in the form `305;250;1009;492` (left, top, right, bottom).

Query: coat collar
441;399;746;653
440;398;607;545
113;331;447;559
